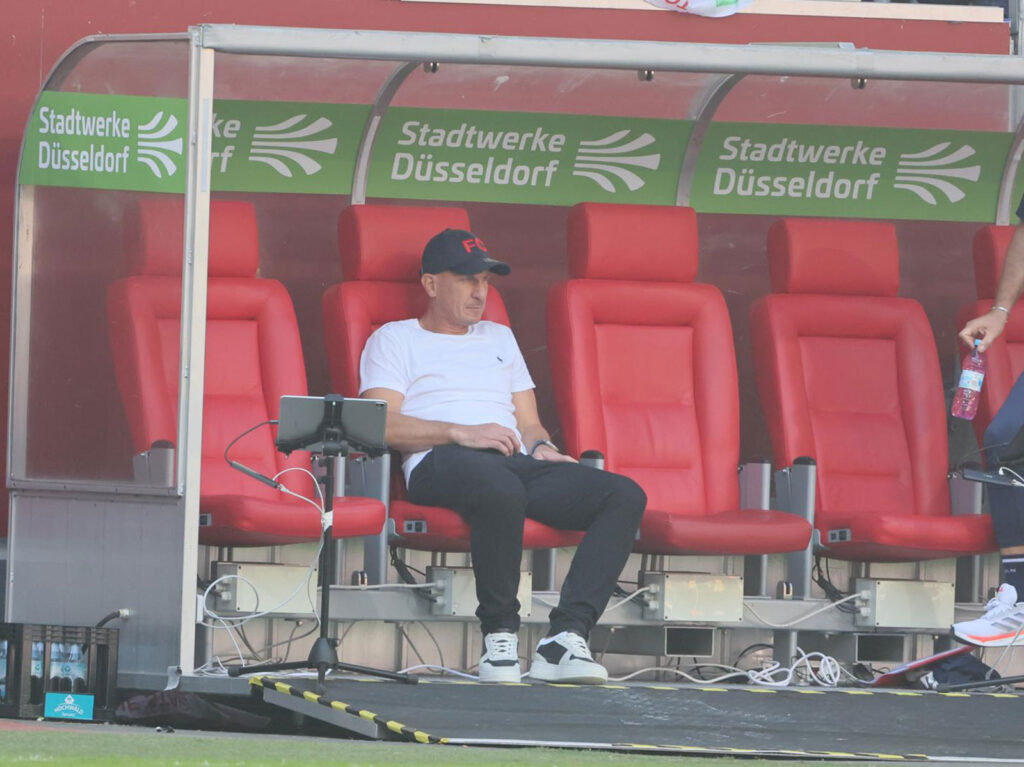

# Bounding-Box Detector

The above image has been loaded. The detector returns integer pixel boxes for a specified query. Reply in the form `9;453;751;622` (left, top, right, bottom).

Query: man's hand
450;423;522;456
959;309;1009;353
533;443;578;463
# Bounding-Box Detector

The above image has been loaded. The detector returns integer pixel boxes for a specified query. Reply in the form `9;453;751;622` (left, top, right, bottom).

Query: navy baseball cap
421;229;511;276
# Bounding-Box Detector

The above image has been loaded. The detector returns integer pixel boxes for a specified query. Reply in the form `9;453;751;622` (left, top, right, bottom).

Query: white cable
535;586;652;613
609;666;750;684
609;649;863;688
331;582;440;591
998;466;1024;485
397;663;478;681
602;586;652;613
743;593;862;629
199;465;327;667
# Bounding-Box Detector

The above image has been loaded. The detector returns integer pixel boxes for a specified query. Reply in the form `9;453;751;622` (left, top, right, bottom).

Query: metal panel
6;491;187;679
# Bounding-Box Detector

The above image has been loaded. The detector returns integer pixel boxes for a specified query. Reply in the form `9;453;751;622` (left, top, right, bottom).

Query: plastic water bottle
68;643;88;693
49;642;71;692
0;639;7;702
30;641;44;703
952;339;986;421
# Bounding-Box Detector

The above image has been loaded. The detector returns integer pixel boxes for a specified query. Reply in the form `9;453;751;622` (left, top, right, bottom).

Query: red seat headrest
767;218;900;296
567;203;698;282
131;197;259;278
973;225;1017;300
338;205;471;282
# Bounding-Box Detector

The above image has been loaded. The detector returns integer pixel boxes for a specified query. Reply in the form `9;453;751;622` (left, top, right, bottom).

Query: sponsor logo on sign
572;130;661;193
137;112;183;178
249;114;339;177
44;692;94;720
894;142;981;205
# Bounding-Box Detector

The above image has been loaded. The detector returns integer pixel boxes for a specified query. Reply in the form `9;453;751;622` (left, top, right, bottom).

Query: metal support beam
774;458;817;600
198;26;1024;85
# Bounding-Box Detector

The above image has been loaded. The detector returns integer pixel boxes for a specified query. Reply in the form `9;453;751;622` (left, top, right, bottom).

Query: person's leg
511;458;646;638
953;372;1024;646
983;371;1024;597
407;445;528;635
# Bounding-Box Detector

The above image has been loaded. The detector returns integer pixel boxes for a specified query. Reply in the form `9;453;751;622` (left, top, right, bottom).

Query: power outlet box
211;562;317;615
427;566;532;618
854;578;954;629
641;572;743;623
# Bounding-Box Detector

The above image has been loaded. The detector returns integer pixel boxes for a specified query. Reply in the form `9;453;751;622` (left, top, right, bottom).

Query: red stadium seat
751;217;996;562
323;204;583;553
957;225;1024;446
108;197;384;547
547;202;811;556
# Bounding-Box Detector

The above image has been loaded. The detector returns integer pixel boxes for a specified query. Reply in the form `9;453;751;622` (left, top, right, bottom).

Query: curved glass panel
13;40;189;486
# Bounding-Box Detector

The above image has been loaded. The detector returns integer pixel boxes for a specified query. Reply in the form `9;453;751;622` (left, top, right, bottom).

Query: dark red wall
0;1;1010;533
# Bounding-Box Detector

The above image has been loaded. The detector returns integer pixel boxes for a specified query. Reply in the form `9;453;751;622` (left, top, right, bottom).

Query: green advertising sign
21;92;188;193
209;100;369;194
19;92;1023;223
365;107;690;206
691;122;1013;223
20;92;368;195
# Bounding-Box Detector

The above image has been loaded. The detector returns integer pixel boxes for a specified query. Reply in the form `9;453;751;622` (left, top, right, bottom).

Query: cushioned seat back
965;225;1024;437
325;205;510;398
108;198;309;501
548;203;739;516
751;218;950;524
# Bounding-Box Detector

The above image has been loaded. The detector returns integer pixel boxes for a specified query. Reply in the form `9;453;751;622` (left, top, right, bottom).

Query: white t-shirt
359;318;535;485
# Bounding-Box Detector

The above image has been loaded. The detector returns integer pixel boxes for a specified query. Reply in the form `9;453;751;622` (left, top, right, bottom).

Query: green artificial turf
0;725;862;766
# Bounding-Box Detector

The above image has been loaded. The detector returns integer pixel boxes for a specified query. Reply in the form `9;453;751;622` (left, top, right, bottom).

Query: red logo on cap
462;237;488;253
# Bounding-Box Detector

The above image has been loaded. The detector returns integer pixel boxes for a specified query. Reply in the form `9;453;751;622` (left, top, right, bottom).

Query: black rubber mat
250;676;1024;760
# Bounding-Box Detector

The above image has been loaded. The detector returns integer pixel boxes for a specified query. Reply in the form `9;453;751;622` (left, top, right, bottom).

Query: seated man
360;228;646;684
955;193;1024;647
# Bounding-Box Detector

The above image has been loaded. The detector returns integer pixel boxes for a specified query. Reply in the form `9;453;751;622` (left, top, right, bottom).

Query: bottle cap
974;339;982;348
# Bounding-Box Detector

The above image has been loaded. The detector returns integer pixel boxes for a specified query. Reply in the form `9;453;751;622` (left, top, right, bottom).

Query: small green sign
691;122;1013;223
366;107;690;206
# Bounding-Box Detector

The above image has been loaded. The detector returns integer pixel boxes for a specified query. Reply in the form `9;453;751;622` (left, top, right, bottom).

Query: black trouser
407;444;646;637
985;371;1024;548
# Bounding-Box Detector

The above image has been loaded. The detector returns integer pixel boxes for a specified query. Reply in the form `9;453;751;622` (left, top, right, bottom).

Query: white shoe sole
529;658;608;685
952;626;1024;648
478;663;521;683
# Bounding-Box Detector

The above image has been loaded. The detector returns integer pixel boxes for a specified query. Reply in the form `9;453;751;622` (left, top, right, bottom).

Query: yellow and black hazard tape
249;676;446;744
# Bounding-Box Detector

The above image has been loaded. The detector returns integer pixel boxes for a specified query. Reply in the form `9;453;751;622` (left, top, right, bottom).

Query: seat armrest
345;452;392;504
132;441;175;486
950;471;983;515
773;456;817;600
740;459;771;510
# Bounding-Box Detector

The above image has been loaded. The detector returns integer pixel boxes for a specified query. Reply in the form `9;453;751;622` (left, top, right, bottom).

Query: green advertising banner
209;100;369;194
20;92;368;195
691;122;1013;223
21;92;188;193
365;107;690;207
18;92;1024;223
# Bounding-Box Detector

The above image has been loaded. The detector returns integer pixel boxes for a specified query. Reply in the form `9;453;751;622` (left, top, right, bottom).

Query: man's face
422;270;491;328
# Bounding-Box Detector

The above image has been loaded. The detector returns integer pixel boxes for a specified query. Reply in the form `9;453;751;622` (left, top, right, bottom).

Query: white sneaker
952;584;1024;647
530;631;608;685
478;631;521;683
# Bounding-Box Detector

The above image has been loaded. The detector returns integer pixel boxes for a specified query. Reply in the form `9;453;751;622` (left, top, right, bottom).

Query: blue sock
1001;557;1024;599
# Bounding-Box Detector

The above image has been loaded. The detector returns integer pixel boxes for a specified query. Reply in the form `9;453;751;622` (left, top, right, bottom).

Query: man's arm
363;387;522;456
512;389;576;463
960;224;1024;352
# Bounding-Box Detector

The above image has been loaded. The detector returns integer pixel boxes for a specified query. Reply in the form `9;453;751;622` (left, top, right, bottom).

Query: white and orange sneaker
952;584;1024;647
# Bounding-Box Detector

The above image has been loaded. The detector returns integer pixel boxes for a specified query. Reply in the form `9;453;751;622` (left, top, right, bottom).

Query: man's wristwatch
530;439;558;456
